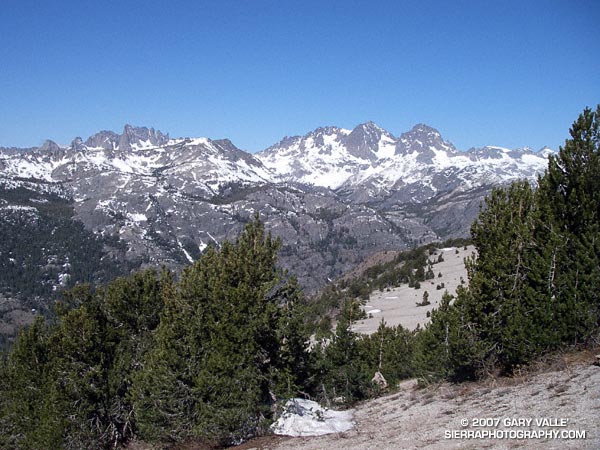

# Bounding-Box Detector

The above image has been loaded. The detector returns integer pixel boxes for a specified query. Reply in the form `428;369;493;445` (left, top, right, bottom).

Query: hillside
234;350;600;450
352;245;473;333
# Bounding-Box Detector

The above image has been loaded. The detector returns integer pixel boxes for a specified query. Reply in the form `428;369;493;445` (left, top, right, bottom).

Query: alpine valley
0;122;552;347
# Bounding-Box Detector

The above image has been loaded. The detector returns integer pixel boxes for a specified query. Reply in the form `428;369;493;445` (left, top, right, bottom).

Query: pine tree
132;264;200;441
465;181;545;371
1;316;62;449
133;216;309;445
317;300;369;402
104;269;165;444
537;105;600;339
48;291;117;449
360;320;414;388
416;106;600;380
417;291;430;306
413;290;484;382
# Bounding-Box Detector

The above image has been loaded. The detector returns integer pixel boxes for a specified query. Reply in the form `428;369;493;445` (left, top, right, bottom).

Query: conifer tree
133;216;309;445
104;269;165;443
132;256;212;441
317;300;367;402
537;105;600;338
413;290;484;381
465;181;544;371
1;316;62;449
417;106;600;380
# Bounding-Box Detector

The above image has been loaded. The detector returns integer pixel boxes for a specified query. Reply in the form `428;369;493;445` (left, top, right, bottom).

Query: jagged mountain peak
70;137;85;151
307;125;348;136
38;139;61;153
33;139;67;161
212;138;237;150
409;123;442;135
348;121;394;140
351;121;389;134
117;124;169;151
85;130;120;150
396;123;455;156
399;123;446;144
345;121;396;161
262;134;302;152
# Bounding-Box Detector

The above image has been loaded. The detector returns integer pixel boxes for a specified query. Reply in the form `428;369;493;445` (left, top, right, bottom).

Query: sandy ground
242;352;600;450
352;246;474;334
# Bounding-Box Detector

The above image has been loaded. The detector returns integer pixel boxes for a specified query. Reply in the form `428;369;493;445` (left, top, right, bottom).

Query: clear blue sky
1;0;598;152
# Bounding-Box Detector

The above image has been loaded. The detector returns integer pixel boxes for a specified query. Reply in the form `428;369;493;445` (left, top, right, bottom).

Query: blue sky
1;0;598;152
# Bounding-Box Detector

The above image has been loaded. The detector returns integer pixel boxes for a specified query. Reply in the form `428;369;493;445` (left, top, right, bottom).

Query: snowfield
271;399;354;437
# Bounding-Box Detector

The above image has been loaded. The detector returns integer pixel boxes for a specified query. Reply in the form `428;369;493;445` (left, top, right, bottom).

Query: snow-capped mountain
257;122;397;188
1;125;272;197
0;122;552;302
257;122;550;203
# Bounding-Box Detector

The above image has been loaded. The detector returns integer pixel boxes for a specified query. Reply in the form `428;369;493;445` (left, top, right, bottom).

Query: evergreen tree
537;105;600;338
357;320;415;390
416;106;600;380
131;267;195;441
316;300;369;402
133;216;309;445
465;181;544;371
103;269;165;444
2;272;167;449
413;290;484;382
47;295;115;449
1;316;62;449
417;291;430;306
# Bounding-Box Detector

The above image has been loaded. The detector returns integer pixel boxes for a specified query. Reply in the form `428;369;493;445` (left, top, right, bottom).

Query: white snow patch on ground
177;240;194;263
272;399;354;437
129;213;147;222
1;205;38;212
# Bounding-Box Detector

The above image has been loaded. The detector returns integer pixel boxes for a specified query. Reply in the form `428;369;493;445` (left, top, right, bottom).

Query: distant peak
308;125;345;137
84;130;119;149
399;123;444;143
538;146;555;157
38;139;61;152
409;123;441;135
351;121;389;136
396;123;455;156
358;120;380;129
117;124;169;151
70;137;85;151
212;138;241;152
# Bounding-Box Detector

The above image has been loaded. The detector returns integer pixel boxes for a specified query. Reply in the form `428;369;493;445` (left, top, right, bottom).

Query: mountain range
0;122;552;302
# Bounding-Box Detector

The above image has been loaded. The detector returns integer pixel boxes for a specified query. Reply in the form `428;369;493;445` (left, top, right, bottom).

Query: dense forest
0;186;142;352
0;106;598;449
0;187;139;301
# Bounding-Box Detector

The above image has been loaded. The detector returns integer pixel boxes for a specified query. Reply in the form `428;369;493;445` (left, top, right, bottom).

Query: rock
371;371;388;389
